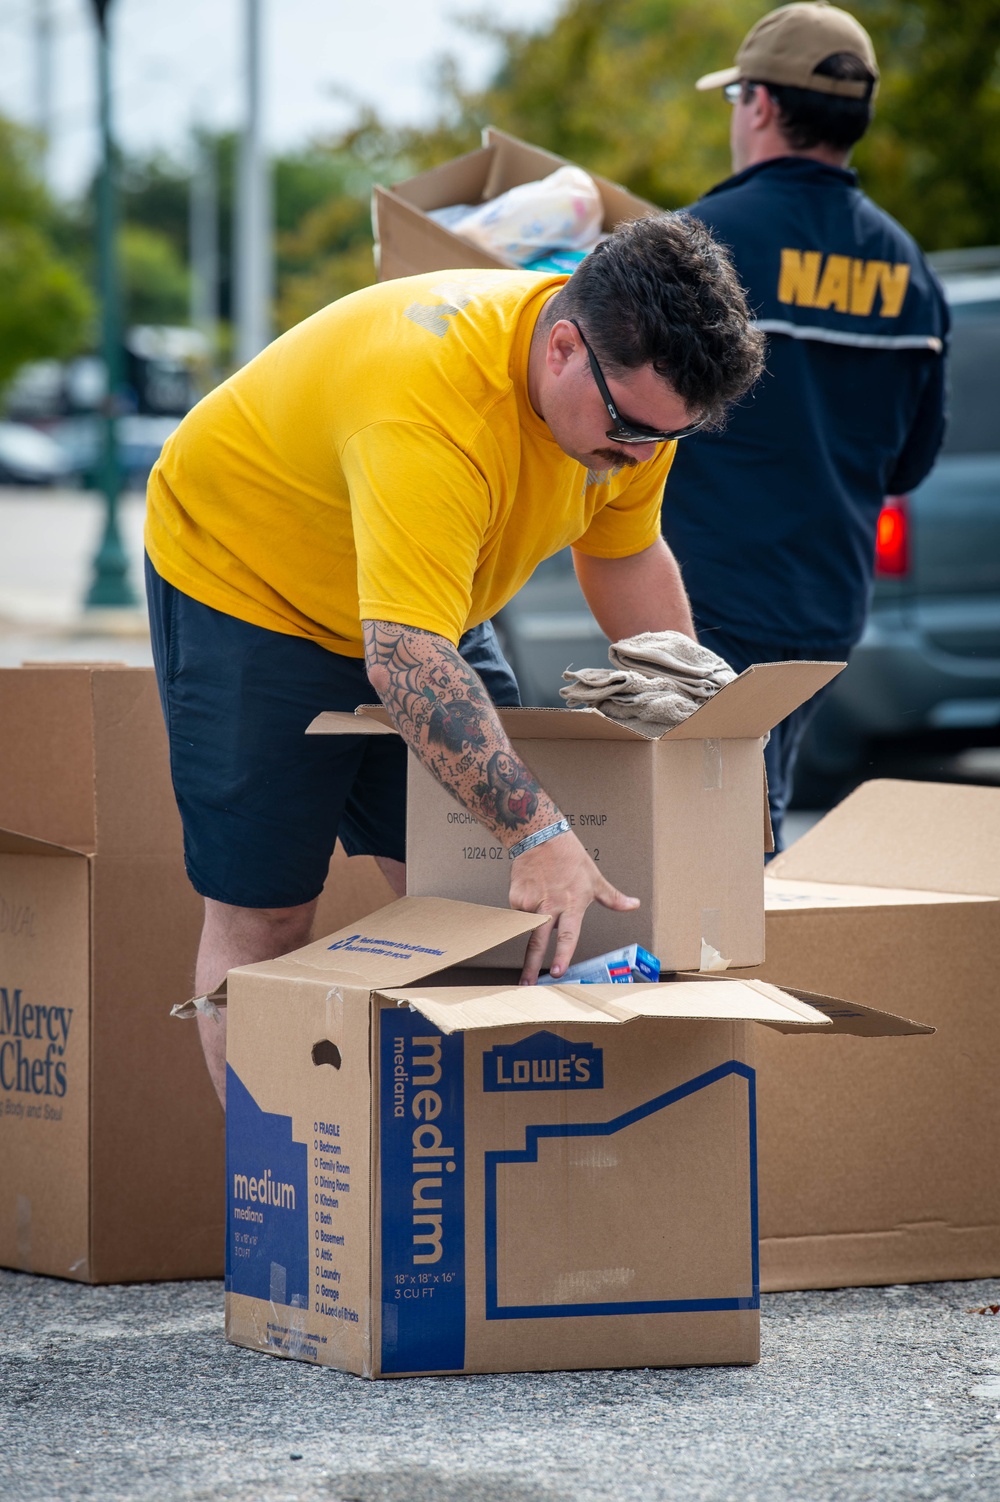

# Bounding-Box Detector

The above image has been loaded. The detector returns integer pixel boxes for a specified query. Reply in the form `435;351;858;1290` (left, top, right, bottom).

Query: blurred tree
0;117;93;390
855;0;1000;250
274;137;386;329
429;0;1000;248
104;134;390;337
453;0;762;208
120;224;190;325
445;0;1000;249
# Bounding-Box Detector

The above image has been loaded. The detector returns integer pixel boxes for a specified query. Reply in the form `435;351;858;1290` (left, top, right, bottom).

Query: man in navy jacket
663;1;948;847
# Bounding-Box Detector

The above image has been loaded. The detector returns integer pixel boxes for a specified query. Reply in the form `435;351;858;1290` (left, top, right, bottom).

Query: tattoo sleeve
362;620;562;844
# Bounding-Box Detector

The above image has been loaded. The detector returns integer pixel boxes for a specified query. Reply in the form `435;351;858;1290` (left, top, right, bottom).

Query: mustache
591;448;641;469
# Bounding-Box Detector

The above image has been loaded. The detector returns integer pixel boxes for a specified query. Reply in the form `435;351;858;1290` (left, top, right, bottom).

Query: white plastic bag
454;166;604;266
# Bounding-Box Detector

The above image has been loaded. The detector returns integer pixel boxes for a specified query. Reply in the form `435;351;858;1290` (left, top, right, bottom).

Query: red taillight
875;496;909;577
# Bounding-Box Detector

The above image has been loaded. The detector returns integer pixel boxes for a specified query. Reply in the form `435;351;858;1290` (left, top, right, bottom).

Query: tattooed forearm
363;619;561;844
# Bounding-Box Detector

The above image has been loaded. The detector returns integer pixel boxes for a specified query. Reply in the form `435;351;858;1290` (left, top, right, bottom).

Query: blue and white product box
537;944;661;986
214;897;929;1379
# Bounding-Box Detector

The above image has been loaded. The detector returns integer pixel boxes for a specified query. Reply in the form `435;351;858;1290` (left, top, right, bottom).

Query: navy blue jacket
662;157;949;651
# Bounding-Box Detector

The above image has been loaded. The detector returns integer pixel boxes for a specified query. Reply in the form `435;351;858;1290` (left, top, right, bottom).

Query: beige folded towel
560;630;736;735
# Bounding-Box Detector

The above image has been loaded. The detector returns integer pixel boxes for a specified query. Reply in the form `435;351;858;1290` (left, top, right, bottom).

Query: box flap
481;128;657;224
307;704;656;742
769;779;1000;897
659;662;845;740
242;897;549;990
372;184;516;277
306;709;399;738
313;667;842;745
0;666;98;849
0;827;90;858
380;977;835;1033
754;984;935;1037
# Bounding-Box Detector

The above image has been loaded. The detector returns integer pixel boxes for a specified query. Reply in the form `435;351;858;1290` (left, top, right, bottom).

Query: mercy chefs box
308;660;842;972
0;663;396;1284
202;896;929;1378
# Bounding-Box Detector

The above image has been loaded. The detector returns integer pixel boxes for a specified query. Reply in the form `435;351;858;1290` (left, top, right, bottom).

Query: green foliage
452;0;762;209
853;0;1000;250
119;150;191;249
430;0;1000;247
120;224;190;325
273;138;385;328
0;118;93;389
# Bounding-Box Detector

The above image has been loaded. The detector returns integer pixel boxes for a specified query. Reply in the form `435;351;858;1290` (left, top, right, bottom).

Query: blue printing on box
483;1030;604;1092
226;1065;310;1308
380;1007;466;1374
484;1060;759;1319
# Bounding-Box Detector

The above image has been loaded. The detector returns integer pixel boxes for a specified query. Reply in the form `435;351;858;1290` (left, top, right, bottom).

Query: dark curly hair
541;212;765;429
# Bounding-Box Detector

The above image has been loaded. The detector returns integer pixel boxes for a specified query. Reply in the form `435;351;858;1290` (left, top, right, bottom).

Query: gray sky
0;0;559;197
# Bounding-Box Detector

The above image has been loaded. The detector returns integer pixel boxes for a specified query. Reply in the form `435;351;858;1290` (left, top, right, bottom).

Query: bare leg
194;896;318;1109
375;856;406;898
194;859;406;1109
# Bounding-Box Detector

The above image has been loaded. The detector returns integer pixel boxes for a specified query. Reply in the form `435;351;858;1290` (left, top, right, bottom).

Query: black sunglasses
570;320;708;445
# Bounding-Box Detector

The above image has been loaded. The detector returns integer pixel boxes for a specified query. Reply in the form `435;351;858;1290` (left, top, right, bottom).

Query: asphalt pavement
4;1270;1000;1500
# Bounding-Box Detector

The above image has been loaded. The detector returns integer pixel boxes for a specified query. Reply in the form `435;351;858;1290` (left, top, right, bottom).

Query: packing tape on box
703;737;722;791
170;981;227;1022
699;907;730;972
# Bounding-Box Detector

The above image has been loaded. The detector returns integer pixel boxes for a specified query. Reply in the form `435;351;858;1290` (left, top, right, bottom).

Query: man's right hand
510;829;640;985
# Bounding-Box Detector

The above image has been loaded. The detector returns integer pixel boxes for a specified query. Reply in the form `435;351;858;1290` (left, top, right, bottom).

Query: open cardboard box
0;664;393;1284
308;660;843;972
372;126;659;282
737;779;1000;1291
191;895;930;1377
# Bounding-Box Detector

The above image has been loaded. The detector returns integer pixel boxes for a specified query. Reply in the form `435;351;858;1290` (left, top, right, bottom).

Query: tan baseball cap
696;2;879;99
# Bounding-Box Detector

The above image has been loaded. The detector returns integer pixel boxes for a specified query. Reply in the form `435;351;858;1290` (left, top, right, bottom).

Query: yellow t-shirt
145;270;676;657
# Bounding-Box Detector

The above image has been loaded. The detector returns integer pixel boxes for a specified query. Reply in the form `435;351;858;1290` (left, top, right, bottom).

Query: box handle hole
312;1040;342;1070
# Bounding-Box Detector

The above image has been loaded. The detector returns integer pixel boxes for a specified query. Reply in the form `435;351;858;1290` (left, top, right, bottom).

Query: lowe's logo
483;1032;603;1093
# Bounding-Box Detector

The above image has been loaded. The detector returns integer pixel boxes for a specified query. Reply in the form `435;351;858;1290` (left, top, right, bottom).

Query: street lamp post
85;0;137;609
234;0;271;368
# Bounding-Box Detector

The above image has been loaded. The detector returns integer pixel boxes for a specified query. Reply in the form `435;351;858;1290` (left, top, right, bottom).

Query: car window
942;299;1000;455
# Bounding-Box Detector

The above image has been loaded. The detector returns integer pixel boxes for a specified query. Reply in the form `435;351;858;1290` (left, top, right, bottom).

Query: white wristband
508;818;571;861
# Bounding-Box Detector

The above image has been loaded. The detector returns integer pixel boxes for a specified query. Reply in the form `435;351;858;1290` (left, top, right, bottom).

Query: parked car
3;325;206;490
496;247;1000;803
0;421;73;485
793;246;1000;800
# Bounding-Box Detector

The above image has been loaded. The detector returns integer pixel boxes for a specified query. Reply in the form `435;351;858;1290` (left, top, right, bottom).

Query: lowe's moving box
308;661;842;972
372;127;658;282
209;896;928;1378
0;664;391;1283
740;779;1000;1292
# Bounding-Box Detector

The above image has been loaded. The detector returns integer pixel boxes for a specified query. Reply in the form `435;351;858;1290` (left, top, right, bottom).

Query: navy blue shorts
145;556;521;908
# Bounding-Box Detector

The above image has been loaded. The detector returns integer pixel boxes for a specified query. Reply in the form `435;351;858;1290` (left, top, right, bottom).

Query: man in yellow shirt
146;213;763;1104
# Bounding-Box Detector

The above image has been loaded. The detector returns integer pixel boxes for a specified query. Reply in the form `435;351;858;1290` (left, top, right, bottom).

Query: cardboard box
738;779;1000;1291
0;664;393;1283
207;895;927;1377
372;126;659;282
308;661;842;972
